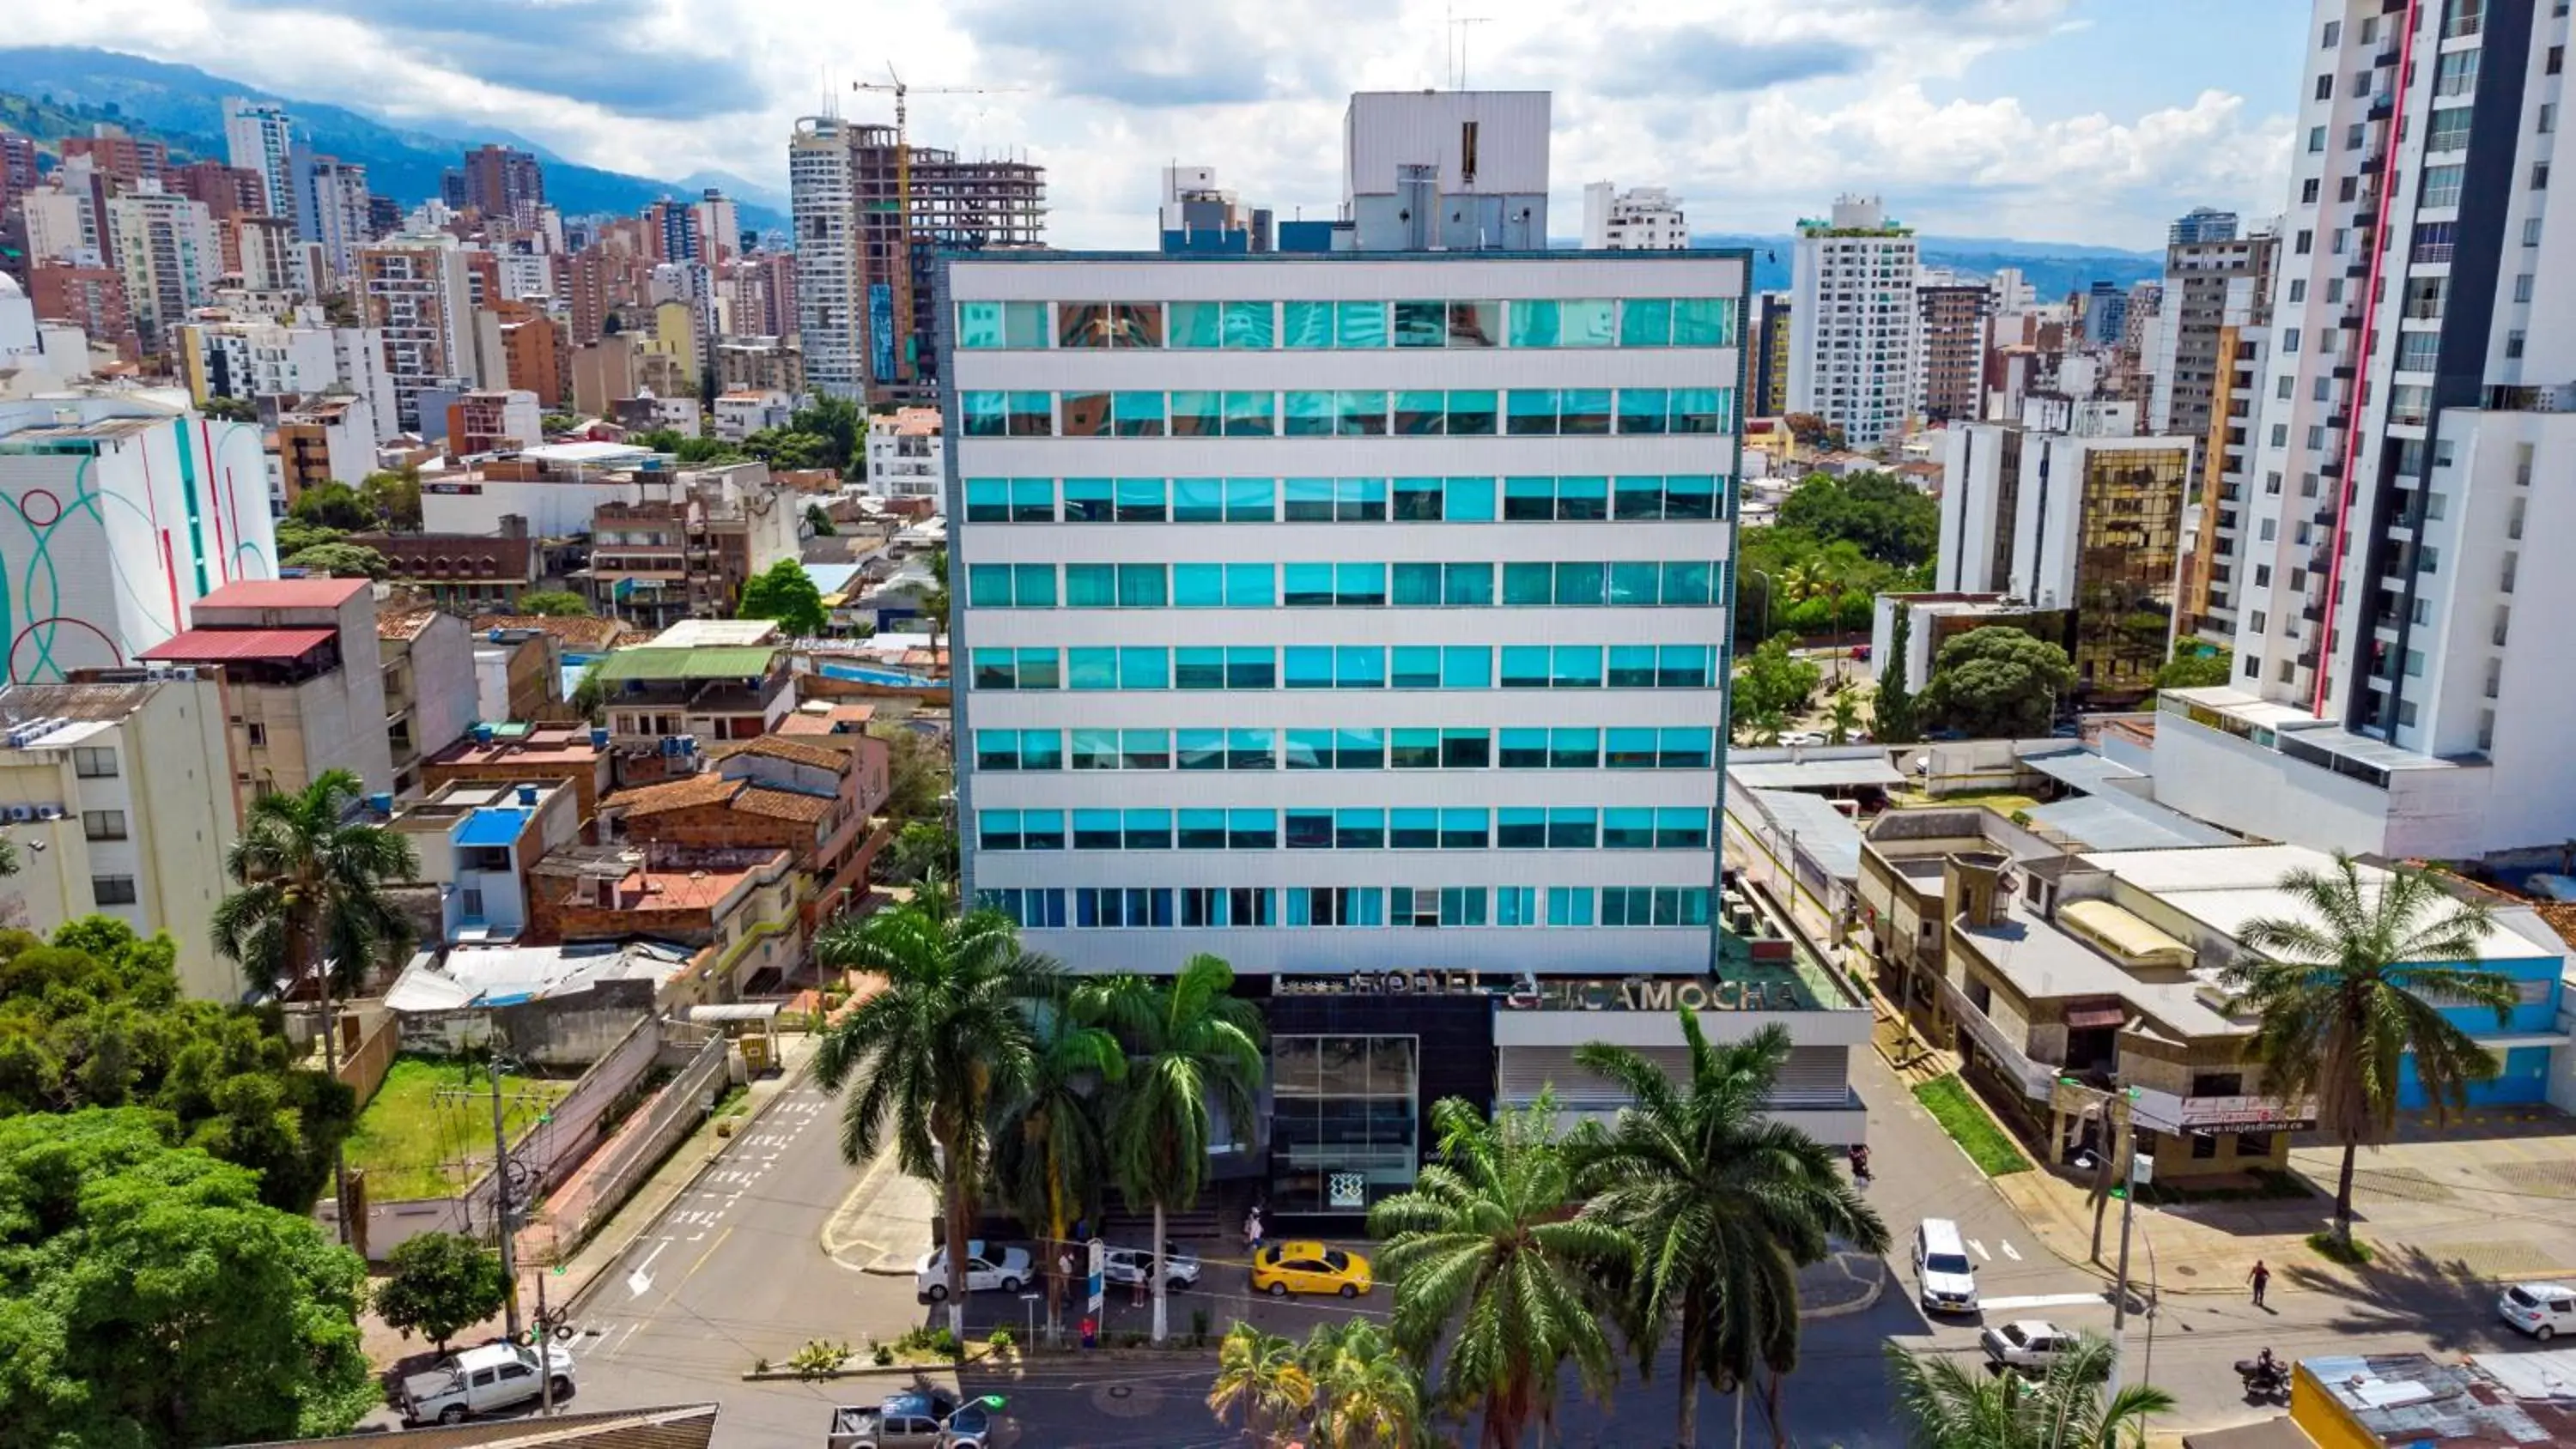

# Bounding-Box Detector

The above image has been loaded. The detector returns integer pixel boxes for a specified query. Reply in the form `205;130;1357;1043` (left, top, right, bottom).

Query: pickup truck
824;1391;995;1448
399;1341;576;1425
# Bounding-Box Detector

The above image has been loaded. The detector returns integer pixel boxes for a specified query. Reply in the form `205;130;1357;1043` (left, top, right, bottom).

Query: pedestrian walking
2249;1258;2271;1308
1244;1204;1265;1260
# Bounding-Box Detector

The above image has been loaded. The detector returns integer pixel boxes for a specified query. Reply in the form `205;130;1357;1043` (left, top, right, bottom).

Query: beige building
140;577;395;805
378;606;477;797
0;674;237;998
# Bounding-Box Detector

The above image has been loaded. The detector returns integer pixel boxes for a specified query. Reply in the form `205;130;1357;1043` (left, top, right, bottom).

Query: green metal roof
589;646;778;682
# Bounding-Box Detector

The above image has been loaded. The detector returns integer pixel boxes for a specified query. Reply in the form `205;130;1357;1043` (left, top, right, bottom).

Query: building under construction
791;118;1045;405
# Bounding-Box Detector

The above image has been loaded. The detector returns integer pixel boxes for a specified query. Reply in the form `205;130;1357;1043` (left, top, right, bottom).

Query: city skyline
10;0;2306;250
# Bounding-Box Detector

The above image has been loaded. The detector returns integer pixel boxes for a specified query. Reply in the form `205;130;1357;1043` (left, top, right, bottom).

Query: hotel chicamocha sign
1273;968;1807;1013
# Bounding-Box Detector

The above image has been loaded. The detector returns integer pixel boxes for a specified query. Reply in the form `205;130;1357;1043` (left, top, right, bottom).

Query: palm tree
811;896;1053;1337
1210;1321;1314;1447
1096;952;1266;1343
991;987;1125;1348
1887;1336;2173;1449
1369;1092;1630;1449
1303;1319;1427;1449
2221;853;2512;1247
1826;691;1863;745
210;767;418;1240
1572;1016;1892;1447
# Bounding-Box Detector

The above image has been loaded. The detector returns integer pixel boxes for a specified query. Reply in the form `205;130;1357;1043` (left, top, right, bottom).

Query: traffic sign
1084;1237;1104;1314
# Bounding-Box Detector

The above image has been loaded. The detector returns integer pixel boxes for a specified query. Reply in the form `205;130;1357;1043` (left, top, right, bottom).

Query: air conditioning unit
6;805;32;822
33;805;62;821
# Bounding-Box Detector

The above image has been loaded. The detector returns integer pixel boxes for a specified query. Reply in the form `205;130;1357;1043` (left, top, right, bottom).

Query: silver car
1101;1242;1200;1288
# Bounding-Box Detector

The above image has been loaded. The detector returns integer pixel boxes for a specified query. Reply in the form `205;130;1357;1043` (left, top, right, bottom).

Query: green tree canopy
2154;644;2233;690
805;502;837;537
198;395;258;423
671;435;748;464
283;542;390;579
0;1108;377;1446
1888;1336;2173;1449
1777;470;1940;567
632;427;686;454
0;917;354;1211
789;396;863;470
517;589;593;617
737;557;827;638
741;427;833;472
1874;608;1923;744
1919;626;2075;738
273;518;346;560
884;821;957;885
356;468;422;531
878;727;951;823
288;482;374;532
1732;634;1823;730
373;1231;509;1355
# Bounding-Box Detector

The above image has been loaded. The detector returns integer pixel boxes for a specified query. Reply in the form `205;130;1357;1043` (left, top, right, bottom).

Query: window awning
2063;1006;2129;1030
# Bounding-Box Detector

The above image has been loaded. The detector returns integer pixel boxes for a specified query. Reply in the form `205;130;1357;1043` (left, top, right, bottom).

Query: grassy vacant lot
1914;1074;2034;1177
343;1055;574;1202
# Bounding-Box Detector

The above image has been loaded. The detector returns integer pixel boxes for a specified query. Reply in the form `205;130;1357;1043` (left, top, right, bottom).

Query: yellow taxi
1251;1240;1374;1299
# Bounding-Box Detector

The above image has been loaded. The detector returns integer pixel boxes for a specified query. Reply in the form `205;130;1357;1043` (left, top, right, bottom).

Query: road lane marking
1969;1239;1991;1261
2001;1241;2023;1261
607;1322;641;1360
681;1225;734;1284
1978;1292;2111;1312
635;1240;674;1273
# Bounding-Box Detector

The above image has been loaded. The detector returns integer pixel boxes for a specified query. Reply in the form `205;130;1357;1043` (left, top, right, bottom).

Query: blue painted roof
456;808;530;849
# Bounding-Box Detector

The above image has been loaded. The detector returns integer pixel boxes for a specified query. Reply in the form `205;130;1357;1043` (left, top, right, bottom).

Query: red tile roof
713;735;851;773
196;578;371;609
139;627;337;662
611;773;741;817
734;785;835;824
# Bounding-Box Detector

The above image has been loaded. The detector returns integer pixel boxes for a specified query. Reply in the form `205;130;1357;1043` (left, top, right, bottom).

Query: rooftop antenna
1452;12;1492;89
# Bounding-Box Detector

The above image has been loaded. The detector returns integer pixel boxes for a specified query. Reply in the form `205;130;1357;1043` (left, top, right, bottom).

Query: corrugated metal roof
196;578;371;609
589;646;777;682
1743;789;1866;882
2025;794;2237;851
2022;749;2146;791
139;627;336;662
1728;754;1903;790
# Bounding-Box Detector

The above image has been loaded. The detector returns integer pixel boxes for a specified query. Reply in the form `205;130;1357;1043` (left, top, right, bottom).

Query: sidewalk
822;1134;939;1276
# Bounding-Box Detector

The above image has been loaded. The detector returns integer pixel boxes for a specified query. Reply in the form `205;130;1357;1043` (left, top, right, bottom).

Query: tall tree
0;1108;378;1446
372;1230;509;1355
1210;1322;1315;1447
209;769;417;1236
811;898;1050;1337
1572;1016;1891;1446
2222;854;2512;1247
737;557;827;637
1919;625;2075;737
1368;1092;1630;1449
1875;608;1922;743
992;988;1125;1347
1887;1337;2172;1449
517;589;593;617
1097;953;1266;1343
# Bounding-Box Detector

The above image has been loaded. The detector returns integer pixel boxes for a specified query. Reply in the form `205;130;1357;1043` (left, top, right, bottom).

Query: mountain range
1692;233;2164;300
0;46;788;232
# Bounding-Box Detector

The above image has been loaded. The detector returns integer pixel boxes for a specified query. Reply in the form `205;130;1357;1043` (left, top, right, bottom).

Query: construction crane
853;66;1017;391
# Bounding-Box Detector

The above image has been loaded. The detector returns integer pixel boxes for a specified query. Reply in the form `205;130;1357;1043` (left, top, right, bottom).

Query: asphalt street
431;1046;2547;1447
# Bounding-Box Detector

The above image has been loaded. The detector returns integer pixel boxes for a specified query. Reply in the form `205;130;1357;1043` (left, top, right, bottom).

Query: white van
1913;1218;1979;1314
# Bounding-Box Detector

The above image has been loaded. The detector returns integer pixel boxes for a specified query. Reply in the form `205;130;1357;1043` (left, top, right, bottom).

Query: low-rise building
349;524;544;614
614;733;890;928
446;388;544;457
422;721;615;832
591;644;794;747
473;624;560;724
384;938;701;1062
0;674;236;999
712;389;791;441
138;576;393;803
271;395;380;512
389;778;582;944
862;406;940;500
377;605;477;797
525;841;805;997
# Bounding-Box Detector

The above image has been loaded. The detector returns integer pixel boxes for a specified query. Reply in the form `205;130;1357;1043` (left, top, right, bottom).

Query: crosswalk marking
1978;1292;2109;1312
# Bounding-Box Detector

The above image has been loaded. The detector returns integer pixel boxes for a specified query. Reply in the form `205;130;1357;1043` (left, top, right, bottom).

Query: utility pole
488;1052;523;1343
2106;1144;2149;1400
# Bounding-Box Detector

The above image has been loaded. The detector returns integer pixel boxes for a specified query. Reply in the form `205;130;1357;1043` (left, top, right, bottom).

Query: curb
1798;1252;1887;1321
818;1145;922;1276
563;1054;815;1319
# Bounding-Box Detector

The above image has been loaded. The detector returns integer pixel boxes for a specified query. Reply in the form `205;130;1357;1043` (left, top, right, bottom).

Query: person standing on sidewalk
2249;1258;2271;1308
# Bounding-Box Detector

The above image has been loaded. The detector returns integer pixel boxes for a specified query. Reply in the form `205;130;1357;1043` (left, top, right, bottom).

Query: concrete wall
406;612;480;771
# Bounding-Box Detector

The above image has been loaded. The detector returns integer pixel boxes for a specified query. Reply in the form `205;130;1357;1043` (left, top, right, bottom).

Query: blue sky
20;0;2307;250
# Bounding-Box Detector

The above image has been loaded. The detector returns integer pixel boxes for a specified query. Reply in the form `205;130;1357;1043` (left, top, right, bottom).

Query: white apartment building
1581;183;1689;251
294;149;374;288
176;317;341;403
714;389;793;441
1788;195;1919;451
222;97;295;219
106;186;221;353
863;406;942;499
788;117;861;400
0;391;281;682
2227;0;2576;855
0;675;239;999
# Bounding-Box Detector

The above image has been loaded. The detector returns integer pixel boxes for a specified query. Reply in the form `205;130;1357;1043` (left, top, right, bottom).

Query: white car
398;1342;575;1425
1102;1243;1201;1289
2500;1282;2576;1340
914;1240;1032;1301
1980;1319;2078;1375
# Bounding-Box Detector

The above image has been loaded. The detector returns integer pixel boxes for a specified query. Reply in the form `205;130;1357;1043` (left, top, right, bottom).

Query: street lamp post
2107;1146;2149;1400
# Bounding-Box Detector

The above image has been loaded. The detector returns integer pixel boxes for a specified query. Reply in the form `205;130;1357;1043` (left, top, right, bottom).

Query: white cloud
11;0;2293;248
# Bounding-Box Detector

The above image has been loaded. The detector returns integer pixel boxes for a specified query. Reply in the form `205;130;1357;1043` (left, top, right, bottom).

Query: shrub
872;1343;894;1366
987;1326;1014;1351
2308;1231;2375;1266
1912;1074;2034;1177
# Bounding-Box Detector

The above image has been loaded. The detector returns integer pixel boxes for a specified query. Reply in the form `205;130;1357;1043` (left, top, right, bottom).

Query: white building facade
2226;0;2576;855
1581;183;1689;251
946;252;1746;977
788;117;861;401
1788;195;1919;452
222;97;295;219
